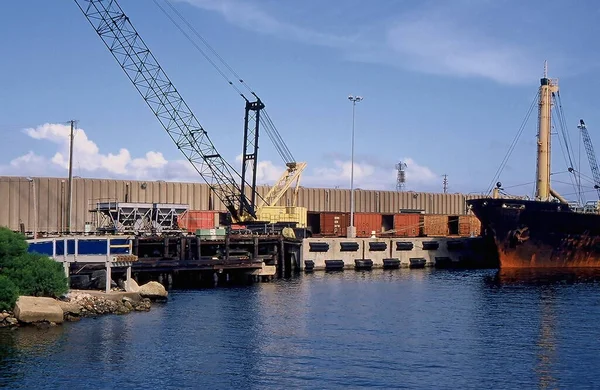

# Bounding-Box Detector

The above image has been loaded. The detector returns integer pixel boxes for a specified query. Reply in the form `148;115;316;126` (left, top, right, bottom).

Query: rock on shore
65;291;152;320
138;281;168;300
0;280;168;328
0;310;18;327
14;296;64;324
0;293;153;328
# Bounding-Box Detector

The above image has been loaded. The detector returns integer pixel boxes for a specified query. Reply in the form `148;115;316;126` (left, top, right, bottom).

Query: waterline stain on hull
467;198;600;268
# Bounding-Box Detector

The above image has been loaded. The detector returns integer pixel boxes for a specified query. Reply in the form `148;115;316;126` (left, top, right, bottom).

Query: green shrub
0;275;18;311
4;253;68;298
0;227;28;268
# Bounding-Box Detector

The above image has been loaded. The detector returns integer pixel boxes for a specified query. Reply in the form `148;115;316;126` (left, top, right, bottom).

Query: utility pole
347;95;363;238
67;120;77;234
443;174;448;194
27;177;37;239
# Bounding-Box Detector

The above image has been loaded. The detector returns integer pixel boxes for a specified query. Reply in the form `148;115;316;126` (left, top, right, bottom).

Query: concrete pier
301;236;497;271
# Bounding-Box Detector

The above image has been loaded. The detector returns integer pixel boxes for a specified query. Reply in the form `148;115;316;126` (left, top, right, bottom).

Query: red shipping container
394;214;420;237
320;212;349;237
354;213;382;237
178;210;219;231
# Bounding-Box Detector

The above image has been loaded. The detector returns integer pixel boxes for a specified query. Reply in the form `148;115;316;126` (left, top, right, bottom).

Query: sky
1;0;600;201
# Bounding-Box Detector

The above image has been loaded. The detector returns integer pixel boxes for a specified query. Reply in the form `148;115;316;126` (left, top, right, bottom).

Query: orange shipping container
320;212;349;237
178;210;219;232
423;214;449;236
394;214;420;237
354;213;382;237
458;215;481;237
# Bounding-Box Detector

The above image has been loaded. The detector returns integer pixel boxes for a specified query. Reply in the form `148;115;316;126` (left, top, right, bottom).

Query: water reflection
481;267;600;389
0;326;64;386
485;268;600;287
2;270;600;389
537;289;557;390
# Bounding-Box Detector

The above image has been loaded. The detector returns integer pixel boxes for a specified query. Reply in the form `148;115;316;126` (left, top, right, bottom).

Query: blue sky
1;0;600;200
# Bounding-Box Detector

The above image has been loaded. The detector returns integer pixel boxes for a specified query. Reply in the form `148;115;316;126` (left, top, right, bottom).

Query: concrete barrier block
14;296;64;324
363;238;389;268
331;239;363;269
302;238;333;270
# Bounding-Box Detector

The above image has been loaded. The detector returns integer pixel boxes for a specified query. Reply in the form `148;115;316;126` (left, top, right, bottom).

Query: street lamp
27;177;37;239
347;95;363;238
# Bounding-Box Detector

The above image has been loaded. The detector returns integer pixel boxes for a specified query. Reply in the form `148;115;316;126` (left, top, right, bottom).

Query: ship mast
535;61;567;203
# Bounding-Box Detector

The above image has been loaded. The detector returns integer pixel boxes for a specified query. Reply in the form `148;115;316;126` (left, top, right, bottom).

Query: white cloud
175;0;540;85
0;123;440;192
1;123;198;182
402;157;438;188
234;154;284;184
177;0;356;48
302;157;438;191
383;18;536;85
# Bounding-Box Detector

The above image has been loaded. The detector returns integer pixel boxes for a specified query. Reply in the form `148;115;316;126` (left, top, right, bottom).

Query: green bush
4;253;68;298
0;227;28;269
0;275;18;311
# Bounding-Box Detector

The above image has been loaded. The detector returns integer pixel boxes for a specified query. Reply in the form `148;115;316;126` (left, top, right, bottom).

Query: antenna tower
396;161;407;191
442;174;448;194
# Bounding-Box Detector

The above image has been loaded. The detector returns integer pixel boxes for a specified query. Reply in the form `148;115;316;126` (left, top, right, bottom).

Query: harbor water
1;268;600;389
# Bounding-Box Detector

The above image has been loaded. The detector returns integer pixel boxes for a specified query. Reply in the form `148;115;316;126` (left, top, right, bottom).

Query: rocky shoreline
0;281;168;328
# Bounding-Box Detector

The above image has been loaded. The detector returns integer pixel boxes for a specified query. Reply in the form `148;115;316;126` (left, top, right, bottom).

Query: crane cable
552;92;580;202
152;0;296;164
486;91;539;194
152;0;246;98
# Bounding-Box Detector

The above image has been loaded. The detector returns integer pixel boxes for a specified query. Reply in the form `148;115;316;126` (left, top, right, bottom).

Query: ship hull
467;198;600;268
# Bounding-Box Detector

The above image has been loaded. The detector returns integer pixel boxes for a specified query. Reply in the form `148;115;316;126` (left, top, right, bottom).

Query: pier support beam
105;263;112;293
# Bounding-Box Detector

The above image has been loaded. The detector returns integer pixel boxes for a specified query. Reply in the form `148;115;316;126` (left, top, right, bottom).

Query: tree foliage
4;253;68;298
0;275;18;312
0;227;28;269
0;229;69;310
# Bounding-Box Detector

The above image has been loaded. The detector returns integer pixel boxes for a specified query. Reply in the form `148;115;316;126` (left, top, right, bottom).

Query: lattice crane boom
578;119;600;199
74;0;255;222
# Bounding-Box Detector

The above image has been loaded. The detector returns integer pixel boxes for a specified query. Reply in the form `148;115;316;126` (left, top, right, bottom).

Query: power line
152;0;296;164
486;91;540;194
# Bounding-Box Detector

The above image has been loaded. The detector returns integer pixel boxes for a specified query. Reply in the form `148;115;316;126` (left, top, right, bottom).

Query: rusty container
423;214;449;236
394;213;421;237
320;212;349;237
354;213;383;237
177;210;219;232
458;215;481;237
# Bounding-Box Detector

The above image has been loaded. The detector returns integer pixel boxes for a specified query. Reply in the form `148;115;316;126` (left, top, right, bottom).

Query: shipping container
320;212;349;237
0;175;480;234
256;206;307;228
354;212;383;237
177;210;219;232
458;215;481;236
448;215;460;235
393;213;421;237
423;214;449;236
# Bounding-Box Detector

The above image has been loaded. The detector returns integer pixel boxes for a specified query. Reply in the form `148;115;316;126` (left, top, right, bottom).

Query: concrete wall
301;237;476;270
0;175;485;233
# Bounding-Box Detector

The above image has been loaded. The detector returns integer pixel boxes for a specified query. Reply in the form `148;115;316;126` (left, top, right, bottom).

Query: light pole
347;95;363;238
27;177;37;239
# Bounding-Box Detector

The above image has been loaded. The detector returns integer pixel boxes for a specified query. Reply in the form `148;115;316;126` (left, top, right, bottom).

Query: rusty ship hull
467;198;600;268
